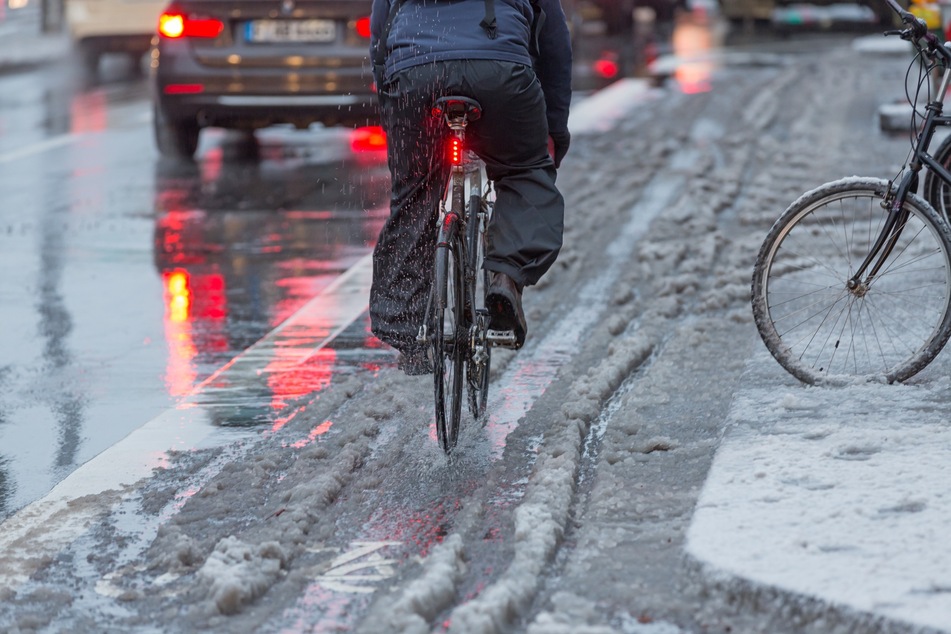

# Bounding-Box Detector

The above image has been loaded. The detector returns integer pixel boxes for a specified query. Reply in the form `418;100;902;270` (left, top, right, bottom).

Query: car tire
153;105;200;160
79;41;101;75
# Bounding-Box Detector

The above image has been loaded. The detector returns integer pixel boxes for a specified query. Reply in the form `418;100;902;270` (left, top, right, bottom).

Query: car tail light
593;53;619;80
351;126;386;152
355;16;371;38
158;12;224;38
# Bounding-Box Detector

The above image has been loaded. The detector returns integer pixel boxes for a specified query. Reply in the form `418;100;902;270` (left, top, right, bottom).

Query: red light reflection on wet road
287;420;334;448
70;90;107;133
671;13;715;94
266;346;336;419
162;270;198;397
162;267;230;397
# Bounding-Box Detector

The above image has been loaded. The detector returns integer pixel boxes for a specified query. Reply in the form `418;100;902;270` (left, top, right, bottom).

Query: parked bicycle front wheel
923;133;951;222
433;231;466;453
752;178;951;384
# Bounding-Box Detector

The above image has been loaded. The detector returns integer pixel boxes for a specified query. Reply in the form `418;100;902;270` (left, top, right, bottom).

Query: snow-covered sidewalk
689;351;951;632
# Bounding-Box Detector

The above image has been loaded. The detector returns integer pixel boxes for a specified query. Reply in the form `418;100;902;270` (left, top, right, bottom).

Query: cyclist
369;0;573;374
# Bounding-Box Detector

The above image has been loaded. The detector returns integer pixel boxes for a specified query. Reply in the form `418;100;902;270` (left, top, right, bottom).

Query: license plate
246;19;336;43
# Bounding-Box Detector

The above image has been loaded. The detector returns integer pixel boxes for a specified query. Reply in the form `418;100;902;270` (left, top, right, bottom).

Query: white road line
0;253;374;589
0;133;81;164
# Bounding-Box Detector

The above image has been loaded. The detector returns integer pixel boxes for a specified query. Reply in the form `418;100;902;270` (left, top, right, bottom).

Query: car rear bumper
156;90;379;129
75;34;154;54
152;36;379;129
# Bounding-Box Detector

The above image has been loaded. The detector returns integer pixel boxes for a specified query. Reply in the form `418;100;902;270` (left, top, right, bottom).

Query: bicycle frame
443;116;484;323
850;17;951;288
418;103;488;347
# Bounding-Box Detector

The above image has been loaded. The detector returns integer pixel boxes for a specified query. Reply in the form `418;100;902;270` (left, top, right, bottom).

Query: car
150;0;378;159
590;0;686;34
65;0;167;73
717;0;909;26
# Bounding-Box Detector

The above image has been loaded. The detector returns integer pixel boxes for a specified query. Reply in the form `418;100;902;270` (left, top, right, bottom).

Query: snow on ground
2;26;950;634
689;353;951;631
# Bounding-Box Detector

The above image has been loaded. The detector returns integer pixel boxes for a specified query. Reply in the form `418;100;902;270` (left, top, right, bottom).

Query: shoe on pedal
486;272;527;348
397;346;433;376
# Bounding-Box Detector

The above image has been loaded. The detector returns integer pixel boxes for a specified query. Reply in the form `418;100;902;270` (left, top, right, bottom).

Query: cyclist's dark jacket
369;0;572;138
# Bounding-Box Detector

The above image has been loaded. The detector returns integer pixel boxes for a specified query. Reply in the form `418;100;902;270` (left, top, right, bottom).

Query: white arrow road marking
314;541;401;594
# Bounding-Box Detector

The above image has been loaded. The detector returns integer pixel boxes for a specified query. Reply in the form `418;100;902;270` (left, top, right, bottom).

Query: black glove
550;130;570;169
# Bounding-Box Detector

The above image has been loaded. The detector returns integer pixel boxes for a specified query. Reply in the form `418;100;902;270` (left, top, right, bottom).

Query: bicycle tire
433;225;466;453
752;177;951;384
923;133;951;222
465;191;491;420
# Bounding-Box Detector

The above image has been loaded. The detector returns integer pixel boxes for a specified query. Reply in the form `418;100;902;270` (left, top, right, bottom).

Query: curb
684;555;947;634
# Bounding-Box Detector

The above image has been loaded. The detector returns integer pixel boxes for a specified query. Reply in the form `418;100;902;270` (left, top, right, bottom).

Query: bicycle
751;0;951;385
419;96;519;454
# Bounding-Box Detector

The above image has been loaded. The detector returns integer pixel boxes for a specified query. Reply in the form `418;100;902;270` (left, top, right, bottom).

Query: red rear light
351;126;387;152
158;12;224;38
355;16;371;38
164;84;205;94
593;57;619;80
449;137;462;165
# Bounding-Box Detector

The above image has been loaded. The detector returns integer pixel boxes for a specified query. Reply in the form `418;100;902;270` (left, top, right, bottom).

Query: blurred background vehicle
588;0;687;34
716;0;909;26
65;0;167;73
150;0;377;160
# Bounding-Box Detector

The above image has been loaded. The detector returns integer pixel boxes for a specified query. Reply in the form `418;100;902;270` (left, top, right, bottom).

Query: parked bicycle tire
923;133;951;222
433;228;466;453
752;177;951;384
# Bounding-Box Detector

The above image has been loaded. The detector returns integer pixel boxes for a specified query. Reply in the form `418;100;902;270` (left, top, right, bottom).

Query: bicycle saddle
431;96;482;122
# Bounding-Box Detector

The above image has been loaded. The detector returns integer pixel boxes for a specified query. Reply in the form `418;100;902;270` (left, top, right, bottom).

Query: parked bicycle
752;0;951;384
419;96;519;454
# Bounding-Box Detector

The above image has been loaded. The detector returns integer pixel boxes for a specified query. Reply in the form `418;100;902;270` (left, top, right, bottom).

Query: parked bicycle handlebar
882;0;951;64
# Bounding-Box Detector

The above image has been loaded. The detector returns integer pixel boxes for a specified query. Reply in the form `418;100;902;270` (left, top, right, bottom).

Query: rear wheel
153;105;200;160
78;41;101;76
752;178;951;384
467;313;490;420
465;197;490;420
433;231;466;454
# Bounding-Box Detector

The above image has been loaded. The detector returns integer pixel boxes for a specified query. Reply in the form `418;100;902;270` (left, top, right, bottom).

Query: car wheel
79;41;101;75
153;105;200;160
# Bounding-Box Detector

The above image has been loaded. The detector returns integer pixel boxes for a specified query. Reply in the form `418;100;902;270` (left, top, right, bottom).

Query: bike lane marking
0;252;374;590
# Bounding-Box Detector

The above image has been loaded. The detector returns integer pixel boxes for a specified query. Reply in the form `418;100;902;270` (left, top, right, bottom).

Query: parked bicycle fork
850;59;951;294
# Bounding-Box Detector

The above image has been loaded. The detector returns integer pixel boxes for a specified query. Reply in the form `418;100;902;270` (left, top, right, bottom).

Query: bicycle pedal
486;329;518;348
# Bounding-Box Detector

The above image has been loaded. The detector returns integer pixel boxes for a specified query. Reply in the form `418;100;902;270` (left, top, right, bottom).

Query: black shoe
397;347;433;376
486;272;527;348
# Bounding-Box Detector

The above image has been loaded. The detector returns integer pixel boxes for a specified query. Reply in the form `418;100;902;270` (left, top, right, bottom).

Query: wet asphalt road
0;10;663;523
0;54;391;520
1;11;922;634
0;8;881;526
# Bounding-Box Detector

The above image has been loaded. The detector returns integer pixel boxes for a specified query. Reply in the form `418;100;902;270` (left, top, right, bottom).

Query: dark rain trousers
370;59;565;351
